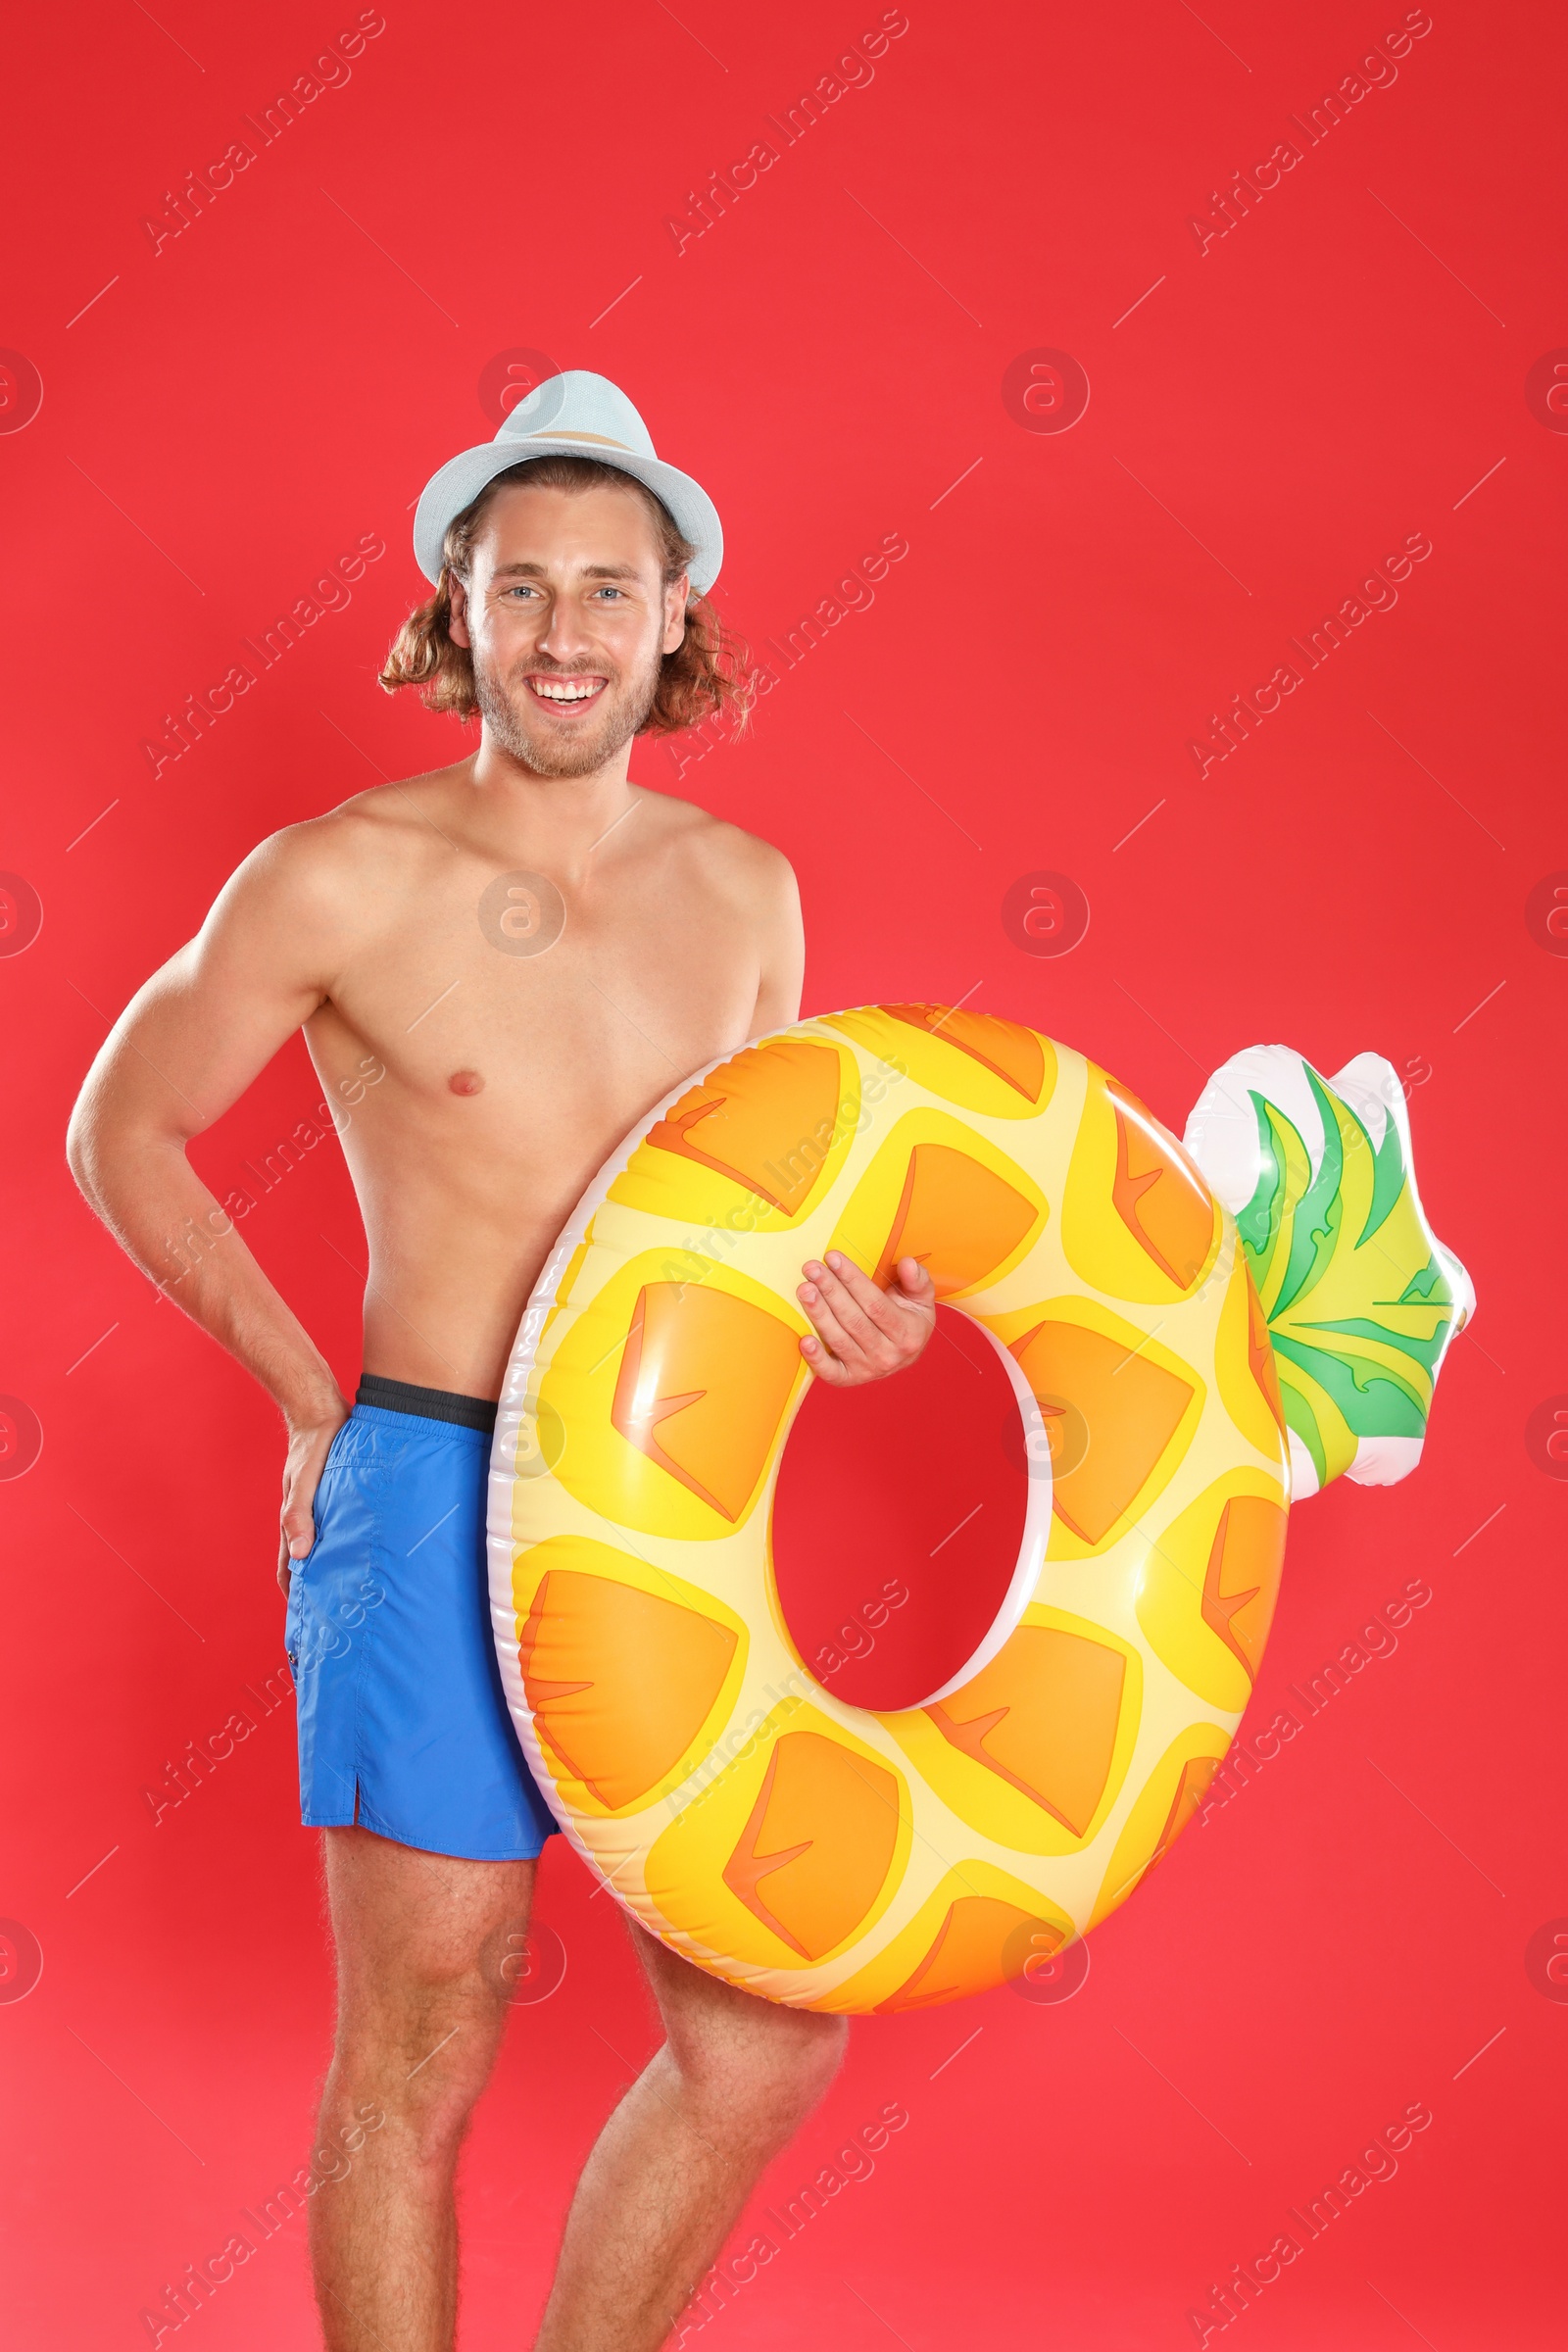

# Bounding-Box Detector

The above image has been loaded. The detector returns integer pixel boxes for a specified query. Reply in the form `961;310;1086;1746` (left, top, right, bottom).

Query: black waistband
356;1373;498;1434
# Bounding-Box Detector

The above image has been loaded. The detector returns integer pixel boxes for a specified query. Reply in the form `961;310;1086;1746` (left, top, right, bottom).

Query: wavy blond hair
379;454;754;738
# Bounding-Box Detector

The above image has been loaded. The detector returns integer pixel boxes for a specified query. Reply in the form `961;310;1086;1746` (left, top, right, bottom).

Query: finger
816;1250;895;1311
797;1284;870;1371
799;1279;893;1373
876;1264;936;1330
798;1330;857;1386
803;1257;895;1352
822;1252;933;1344
894;1255;937;1303
281;1498;317;1561
284;1437;336;1558
277;1561;293;1599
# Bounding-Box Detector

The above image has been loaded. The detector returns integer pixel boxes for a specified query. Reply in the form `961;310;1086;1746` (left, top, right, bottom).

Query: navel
448;1069;485;1097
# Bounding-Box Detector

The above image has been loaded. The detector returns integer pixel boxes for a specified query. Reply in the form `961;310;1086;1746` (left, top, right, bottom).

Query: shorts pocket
285;1422;354;1670
305;1422;360;1552
284;1559;304;1674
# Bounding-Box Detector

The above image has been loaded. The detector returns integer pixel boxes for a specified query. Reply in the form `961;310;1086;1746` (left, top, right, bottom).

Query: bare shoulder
284;760;466;878
634;790;803;1028
223;761;466;902
197;760;465;978
632;784;798;911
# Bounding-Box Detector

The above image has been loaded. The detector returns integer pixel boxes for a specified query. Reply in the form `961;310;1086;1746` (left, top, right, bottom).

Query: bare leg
534;1923;848;2352
311;1825;535;2351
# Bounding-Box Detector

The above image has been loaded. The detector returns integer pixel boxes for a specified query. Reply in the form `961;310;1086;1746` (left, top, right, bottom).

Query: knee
771;2012;850;2119
332;1963;509;2164
777;2028;848;2147
679;2008;848;2146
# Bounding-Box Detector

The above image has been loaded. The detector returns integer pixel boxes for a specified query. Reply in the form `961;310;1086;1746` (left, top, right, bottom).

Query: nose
535;594;598;669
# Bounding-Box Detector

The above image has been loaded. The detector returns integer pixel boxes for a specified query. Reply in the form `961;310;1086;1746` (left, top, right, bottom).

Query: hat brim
413;439;722;596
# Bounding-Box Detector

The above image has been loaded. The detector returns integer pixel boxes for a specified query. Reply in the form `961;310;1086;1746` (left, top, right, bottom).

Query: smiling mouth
525;674;608;712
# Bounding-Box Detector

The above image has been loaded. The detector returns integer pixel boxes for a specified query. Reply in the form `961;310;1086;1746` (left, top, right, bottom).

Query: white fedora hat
412;368;723;596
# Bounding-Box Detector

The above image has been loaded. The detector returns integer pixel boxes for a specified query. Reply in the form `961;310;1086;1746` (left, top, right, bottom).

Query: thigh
325;1825;537;2024
624;1914;846;2079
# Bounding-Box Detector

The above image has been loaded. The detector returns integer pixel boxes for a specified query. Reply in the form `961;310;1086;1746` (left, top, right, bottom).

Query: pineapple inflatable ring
487;1007;1470;2012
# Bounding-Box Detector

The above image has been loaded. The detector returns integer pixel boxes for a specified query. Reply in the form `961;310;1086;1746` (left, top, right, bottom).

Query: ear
446;571;472;652
662;572;691;656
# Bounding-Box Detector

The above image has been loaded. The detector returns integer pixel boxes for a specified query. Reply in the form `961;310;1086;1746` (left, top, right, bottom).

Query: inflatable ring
488;1007;1469;2011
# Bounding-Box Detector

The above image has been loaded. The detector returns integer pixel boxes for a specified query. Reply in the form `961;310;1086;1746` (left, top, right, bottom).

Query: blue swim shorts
285;1374;559;1861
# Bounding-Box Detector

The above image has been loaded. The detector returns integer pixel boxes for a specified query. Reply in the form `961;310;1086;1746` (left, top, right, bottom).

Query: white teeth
532;679;599;702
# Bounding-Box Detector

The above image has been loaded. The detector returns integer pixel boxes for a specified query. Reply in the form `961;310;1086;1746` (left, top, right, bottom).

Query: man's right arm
67;823;359;1579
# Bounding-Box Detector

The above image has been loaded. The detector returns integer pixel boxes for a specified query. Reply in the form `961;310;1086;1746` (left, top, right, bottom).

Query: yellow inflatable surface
487;1005;1467;2011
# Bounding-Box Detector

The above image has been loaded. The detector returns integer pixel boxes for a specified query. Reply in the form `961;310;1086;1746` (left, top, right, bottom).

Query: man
68;370;936;2350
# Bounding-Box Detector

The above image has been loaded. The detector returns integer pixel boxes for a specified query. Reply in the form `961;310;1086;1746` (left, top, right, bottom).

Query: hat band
509;427;635;452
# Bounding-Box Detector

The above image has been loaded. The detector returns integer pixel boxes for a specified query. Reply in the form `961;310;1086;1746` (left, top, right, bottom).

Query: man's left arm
745;841;936;1387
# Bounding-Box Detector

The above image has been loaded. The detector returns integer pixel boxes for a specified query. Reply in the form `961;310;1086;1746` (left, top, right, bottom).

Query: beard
471;646;662;779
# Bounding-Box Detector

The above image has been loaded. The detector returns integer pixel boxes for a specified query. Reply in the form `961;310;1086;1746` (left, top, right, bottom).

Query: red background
3;1;1565;2344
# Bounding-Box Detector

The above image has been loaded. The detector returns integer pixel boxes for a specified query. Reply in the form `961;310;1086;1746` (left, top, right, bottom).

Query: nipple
449;1069;485;1097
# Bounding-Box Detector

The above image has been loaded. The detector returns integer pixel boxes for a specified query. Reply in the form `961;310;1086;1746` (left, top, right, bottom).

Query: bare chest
308;855;760;1150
